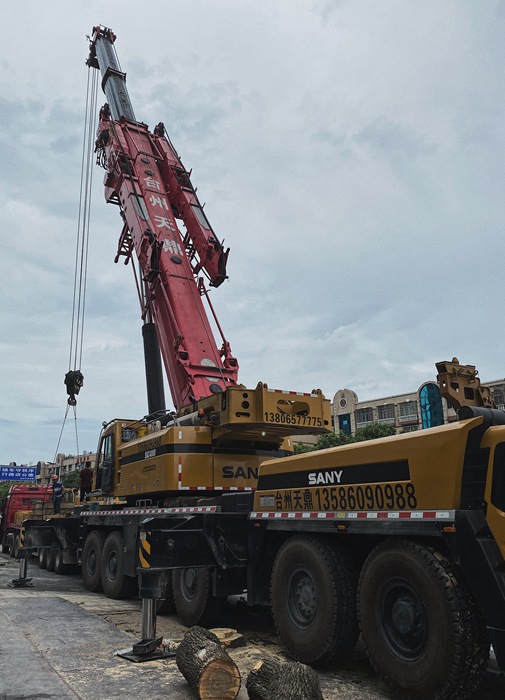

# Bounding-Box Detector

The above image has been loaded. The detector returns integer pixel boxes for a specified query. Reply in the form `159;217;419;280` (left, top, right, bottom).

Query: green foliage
63;471;80;489
293;442;316;454
293;423;396;454
352;422;397;442
314;431;351;449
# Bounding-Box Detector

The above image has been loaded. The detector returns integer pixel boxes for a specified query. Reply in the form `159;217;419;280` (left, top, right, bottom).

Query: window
492;387;505;409
377;404;395;423
420;383;444;428
398;400;418;423
338;414;351;436
356;407;374;426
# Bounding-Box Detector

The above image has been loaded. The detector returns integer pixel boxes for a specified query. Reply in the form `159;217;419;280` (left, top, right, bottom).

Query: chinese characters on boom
143;173;183;254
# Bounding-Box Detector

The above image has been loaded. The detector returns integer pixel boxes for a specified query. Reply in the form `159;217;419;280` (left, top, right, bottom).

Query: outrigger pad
8;577;33;588
115;637;175;663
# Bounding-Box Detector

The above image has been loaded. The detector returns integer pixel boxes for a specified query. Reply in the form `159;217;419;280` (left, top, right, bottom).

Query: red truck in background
0;484;52;557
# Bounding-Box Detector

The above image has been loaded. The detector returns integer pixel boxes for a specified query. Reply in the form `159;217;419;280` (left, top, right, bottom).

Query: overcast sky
1;1;504;465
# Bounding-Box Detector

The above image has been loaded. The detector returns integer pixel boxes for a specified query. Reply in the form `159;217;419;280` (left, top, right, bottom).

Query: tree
293;442;316;454
293;423;396;454
63;471;80;489
314;431;351;449
352;423;396;442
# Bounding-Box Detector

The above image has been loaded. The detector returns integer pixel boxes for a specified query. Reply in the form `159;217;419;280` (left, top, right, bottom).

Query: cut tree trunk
209;627;246;648
176;626;241;700
246;657;324;700
246;657;282;700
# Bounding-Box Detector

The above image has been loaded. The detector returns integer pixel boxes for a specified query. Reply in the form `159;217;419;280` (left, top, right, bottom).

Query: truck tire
101;531;136;599
38;547;48;569
82;530;105;592
358;539;489;700
271;536;359;665
156;571;176;615
173;568;226;627
46;547;56;572
12;534;21;560
54;548;68;575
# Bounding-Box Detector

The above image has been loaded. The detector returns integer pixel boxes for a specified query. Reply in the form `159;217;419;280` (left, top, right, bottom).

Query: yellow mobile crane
136;358;505;700
21;26;329;618
19;27;505;700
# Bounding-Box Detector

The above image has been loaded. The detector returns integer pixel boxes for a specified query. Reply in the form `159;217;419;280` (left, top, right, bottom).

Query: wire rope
54;64;98;465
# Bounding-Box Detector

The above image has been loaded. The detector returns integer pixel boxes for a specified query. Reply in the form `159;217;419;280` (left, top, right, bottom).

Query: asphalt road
1;550;504;700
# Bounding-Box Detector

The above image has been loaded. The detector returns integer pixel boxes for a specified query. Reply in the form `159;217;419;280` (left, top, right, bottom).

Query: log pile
208;627;246;649
246;657;324;700
175;626;241;700
175;627;324;700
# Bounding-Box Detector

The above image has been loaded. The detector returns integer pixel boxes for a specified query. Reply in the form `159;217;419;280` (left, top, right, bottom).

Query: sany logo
308;470;343;486
222;466;259;479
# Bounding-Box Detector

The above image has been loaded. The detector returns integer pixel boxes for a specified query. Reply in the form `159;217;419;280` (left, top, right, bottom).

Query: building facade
333;379;505;437
35;452;97;485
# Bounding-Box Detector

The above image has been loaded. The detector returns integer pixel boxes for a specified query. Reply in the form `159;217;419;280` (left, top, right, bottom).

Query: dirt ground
1;551;505;700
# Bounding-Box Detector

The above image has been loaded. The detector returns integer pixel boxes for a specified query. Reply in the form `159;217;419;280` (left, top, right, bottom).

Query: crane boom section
87;26;238;408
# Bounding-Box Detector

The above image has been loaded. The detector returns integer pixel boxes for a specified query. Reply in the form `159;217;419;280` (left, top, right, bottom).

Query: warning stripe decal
267;388;316;397
176;485;253;492
81;506;218;517
249;510;455;521
139;532;151;569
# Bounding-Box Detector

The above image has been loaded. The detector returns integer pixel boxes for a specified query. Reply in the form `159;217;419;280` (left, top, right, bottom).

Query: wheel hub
182;568;198;600
108;552;118;579
379;578;428;660
287;568;317;628
88;550;96;575
391;598;416;634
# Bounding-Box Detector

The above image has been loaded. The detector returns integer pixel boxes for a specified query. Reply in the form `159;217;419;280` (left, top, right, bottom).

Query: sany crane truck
19;27;505;700
20;25;329;622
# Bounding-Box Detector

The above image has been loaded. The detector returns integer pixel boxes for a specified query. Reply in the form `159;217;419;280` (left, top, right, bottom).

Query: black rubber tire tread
12;534;21;559
357;539;489;700
53;548;68;575
173;568;226;627
270;535;359;666
101;531;136;599
156;570;176;615
82;529;105;592
46;547;56;572
38;547;48;569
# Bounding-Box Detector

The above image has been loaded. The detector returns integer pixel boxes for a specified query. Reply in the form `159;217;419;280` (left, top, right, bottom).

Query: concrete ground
0;550;504;700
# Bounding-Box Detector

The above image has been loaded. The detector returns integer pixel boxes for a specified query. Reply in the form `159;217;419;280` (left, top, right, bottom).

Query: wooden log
246;658;324;700
208;627;246;648
176;626;241;700
270;662;324;700
245;657;282;700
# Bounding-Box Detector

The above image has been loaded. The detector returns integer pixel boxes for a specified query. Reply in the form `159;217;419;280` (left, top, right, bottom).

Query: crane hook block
65;370;84;406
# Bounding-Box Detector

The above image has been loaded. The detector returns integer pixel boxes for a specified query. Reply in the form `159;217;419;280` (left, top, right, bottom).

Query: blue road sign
0;466;37;482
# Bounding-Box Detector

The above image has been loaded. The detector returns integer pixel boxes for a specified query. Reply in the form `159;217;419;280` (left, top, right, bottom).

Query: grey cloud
353;118;436;159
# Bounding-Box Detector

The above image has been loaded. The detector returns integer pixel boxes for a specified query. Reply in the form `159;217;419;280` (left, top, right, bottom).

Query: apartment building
333;379;505;437
35;452;97;485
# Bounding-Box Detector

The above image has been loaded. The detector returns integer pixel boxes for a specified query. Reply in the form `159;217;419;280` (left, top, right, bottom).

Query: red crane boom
87;26;238;410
